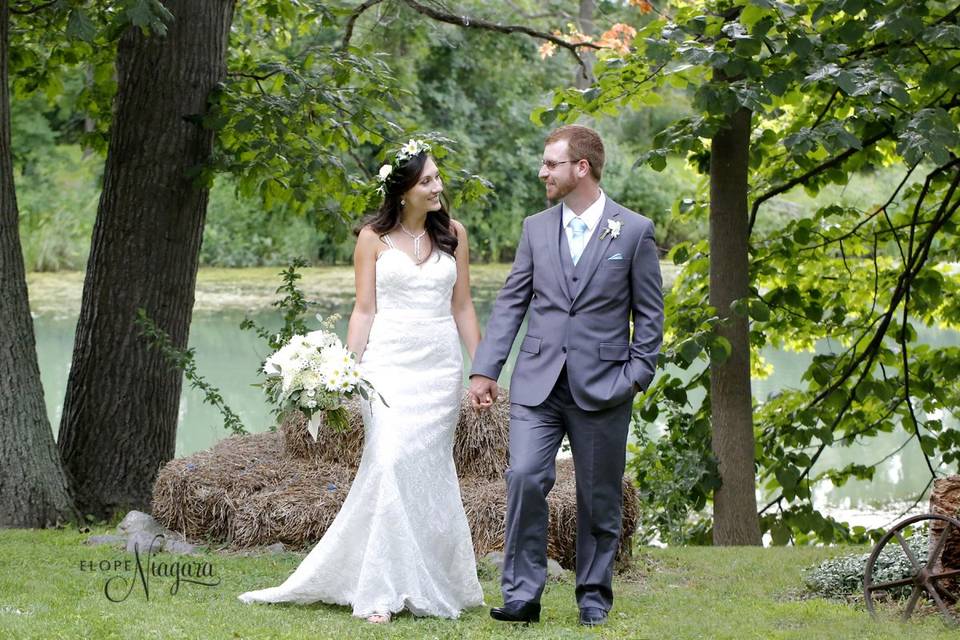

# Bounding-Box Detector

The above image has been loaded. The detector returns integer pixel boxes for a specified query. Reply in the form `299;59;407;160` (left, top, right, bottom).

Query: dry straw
152;387;638;567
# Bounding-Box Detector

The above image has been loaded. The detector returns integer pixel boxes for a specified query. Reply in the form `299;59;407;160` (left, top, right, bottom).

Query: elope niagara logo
80;534;220;602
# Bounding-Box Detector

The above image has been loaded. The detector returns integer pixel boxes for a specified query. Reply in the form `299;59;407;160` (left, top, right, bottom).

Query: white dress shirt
562;190;606;249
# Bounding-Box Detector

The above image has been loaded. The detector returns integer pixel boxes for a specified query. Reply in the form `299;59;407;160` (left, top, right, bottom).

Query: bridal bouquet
260;315;379;440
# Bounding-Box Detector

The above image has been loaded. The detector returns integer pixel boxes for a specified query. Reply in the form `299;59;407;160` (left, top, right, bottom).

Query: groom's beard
544;178;575;203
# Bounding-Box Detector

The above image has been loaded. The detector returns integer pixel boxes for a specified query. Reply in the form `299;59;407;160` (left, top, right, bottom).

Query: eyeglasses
540;159;581;170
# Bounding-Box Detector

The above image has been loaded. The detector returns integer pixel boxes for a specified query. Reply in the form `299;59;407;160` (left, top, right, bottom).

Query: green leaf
678;339;703;365
765;71;793;96
531;107;555;127
640;402;659;422
748;300;770;322
730;298;750;318
786;33;813;58
740;4;768;30
803;303;823;322
775;465;801;492
920;435;937;456
669;243;690;265
770;520;792;545
708;336;732;365
67;9;97;43
664;384;688;404
809;364;831;386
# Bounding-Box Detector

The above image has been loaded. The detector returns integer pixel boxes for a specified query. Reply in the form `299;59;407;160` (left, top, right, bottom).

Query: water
33;269;959;527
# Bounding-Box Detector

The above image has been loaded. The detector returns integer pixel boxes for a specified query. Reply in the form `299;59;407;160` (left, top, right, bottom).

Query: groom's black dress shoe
578;607;608;626
490;600;541;623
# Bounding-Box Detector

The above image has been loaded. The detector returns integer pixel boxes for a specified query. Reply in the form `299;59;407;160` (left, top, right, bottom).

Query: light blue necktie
569;217;588;265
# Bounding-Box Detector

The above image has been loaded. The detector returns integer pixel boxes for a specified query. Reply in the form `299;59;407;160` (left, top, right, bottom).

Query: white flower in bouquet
305;329;340;350
259;319;384;441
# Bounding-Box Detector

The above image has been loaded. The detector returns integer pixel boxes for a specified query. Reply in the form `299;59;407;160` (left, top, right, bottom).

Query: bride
238;140;487;622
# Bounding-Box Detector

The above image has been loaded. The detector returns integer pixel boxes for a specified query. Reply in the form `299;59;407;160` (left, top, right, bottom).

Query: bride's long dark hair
357;152;458;257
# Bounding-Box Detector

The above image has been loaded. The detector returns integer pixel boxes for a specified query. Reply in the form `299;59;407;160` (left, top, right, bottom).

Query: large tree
547;0;960;545
57;0;236;518
52;0;516;518
708;102;760;545
0;0;76;527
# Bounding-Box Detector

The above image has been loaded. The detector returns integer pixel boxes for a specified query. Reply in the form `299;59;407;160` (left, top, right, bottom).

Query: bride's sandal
366;612;392;624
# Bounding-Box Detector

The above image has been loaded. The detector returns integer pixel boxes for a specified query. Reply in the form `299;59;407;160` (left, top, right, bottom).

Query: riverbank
1;526;956;639
26;262;681;315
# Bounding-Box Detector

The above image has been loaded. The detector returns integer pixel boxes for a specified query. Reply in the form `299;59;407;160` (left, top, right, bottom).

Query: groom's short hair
546;125;604;182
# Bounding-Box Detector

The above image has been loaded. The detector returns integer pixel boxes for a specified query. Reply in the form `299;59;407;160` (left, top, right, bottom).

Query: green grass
1;527;957;639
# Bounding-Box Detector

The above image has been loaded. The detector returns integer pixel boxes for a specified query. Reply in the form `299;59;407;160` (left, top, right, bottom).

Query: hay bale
154;390;637;565
152;432;291;543
231;460;356;548
153;432;357;547
280;403;364;467
461;458;637;570
454;387;510;479
929;475;960;573
278;386;511;480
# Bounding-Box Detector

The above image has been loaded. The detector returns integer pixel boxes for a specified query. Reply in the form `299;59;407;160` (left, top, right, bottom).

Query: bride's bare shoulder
357;225;383;245
448;219;467;238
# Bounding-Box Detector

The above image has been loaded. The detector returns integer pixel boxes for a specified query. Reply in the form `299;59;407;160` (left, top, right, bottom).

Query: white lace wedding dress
238;242;484;619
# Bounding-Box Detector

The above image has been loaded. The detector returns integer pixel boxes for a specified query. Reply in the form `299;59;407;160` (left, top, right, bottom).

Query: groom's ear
576;159;591;179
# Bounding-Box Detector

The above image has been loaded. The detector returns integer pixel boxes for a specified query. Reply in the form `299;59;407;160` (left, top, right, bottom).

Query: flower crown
375;138;432;195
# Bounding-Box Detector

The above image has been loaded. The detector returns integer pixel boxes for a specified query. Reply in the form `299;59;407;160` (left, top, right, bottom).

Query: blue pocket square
607;253;623;261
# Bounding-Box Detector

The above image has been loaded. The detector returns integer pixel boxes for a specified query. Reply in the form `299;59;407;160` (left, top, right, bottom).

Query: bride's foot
366;612;391;624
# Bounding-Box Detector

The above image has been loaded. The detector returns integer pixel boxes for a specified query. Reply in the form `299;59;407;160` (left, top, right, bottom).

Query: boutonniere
599;219;622;240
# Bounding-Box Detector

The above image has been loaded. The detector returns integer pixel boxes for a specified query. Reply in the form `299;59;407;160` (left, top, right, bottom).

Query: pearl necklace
398;223;428;264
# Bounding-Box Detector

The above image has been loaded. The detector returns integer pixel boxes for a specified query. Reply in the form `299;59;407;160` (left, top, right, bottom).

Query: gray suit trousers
501;368;633;611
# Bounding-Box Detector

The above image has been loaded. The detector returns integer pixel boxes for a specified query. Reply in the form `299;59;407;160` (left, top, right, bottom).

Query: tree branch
843;4;960;61
10;0;57;15
759;165;960;515
749;93;960;234
339;0;600;70
748;128;890;234
340;0;387;50
799;163;917;253
399;0;599;68
810;88;840;130
227;70;283;82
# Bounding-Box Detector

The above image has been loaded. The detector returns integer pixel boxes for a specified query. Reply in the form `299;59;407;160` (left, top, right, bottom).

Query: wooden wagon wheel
864;513;960;626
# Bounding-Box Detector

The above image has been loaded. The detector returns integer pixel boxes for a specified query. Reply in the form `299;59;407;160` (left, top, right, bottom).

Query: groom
469;124;663;627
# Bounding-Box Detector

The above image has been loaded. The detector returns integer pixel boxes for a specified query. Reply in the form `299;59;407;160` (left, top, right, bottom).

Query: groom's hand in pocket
468;375;498;411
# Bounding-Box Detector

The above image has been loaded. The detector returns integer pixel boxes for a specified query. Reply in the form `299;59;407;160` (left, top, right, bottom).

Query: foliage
239;258;315;357
548;0;960;544
134;309;247;436
408;21;571;260
8;1;172;153
629;413;717;545
13;0;702;269
15;142;99;272
209;4;495;240
200;177;327;267
602;152;703;245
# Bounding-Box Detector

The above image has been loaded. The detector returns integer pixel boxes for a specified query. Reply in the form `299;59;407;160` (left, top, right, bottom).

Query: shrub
804;533;926;599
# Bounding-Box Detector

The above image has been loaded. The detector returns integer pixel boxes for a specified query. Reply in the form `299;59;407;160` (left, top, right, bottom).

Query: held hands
468;375;498;412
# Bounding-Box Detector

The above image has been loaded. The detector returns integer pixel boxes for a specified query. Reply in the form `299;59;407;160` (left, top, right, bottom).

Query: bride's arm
450;219;482;361
346;226;379;362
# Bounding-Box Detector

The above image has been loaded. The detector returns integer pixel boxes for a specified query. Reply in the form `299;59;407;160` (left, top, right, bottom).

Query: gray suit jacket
471;198;664;411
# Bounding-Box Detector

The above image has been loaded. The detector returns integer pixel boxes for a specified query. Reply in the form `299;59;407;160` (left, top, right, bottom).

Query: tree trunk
709;106;761;545
0;0;77;527
57;0;235;519
574;0;595;89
